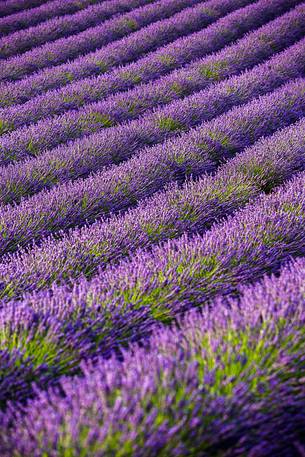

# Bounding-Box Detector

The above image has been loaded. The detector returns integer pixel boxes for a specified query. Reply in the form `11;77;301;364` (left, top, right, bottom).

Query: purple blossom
0;78;303;258
0;2;304;453
0;0;157;57
0;0;297;106
0;0;250;82
0;117;304;300
0;254;304;455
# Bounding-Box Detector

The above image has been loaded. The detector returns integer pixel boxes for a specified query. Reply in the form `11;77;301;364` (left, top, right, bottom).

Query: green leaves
156;116;184;131
199;60;228;81
0;118;13;135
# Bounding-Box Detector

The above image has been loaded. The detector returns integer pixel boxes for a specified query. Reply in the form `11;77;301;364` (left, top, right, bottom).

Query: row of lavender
0;35;303;203
0;0;106;32
0;5;303;140
1;254;304;455
0;0;253;82
0;78;303;258
1;0;211;78
0;0;304;454
0;117;303;300
0;0;46;20
0;0;298;106
1;4;302;280
0;0;157;56
0;167;303;422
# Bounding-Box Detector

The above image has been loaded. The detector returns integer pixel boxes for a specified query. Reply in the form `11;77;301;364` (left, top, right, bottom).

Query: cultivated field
0;0;304;454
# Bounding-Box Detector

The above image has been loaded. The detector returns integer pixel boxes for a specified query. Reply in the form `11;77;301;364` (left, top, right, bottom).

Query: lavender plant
0;0;156;57
0;2;304;453
0;0;46;20
0;0;103;35
1;7;304;139
0;117;304;300
0;36;304;182
0;246;304;451
0;0;251;82
0;78;303;258
0;0;296;106
7;170;305;325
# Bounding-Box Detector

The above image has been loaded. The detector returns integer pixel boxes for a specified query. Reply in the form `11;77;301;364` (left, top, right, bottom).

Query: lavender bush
0;1;304;454
0;0;156;57
0;117;304;300
0;0;252;82
1;4;304;132
0;36;304;185
0;0;297;106
0;78;303;257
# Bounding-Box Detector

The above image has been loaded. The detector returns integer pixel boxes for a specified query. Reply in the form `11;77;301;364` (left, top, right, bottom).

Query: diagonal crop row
0;0;205;79
0;0;103;35
1;255;304;455
1;36;304;178
0;0;250;82
1;1;305;452
19;170;305;325
0;172;304;409
0;0;158;58
0;118;304;301
1;5;304;136
0;0;45;20
0;0;297;107
0;79;303;259
0;48;303;207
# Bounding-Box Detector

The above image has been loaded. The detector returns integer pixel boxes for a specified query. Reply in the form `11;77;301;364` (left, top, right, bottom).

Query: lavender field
0;0;304;455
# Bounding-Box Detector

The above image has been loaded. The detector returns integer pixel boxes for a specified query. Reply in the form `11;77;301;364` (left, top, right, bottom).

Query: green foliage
157;116;184;131
178;202;199;223
117;99;143;114
172;149;201;175
187;254;220;281
62;71;74;82
142;221;177;242
0;326;56;369
213;181;253;203
4;181;26;201
62;94;85;106
199;60;228;81
80;111;114;129
49;158;68;171
27;139;39;156
94;60;109;73
158;54;176;65
170;82;186;96
0;119;13;135
282;202;303;216
206;129;237;154
198;318;305;397
88;241;109;259
119;18;138;31
120;71;142;83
